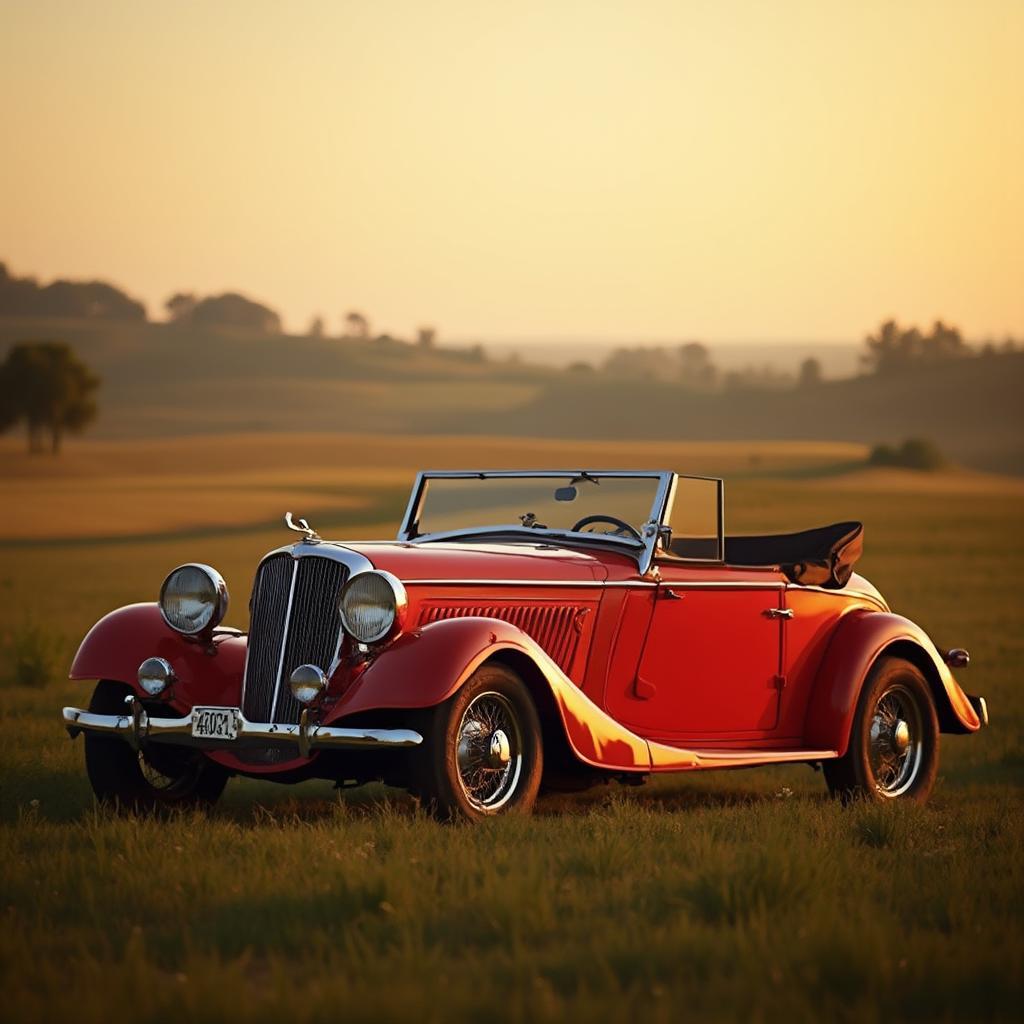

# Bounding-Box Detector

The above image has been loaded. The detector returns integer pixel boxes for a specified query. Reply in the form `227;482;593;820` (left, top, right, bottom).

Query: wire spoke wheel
136;747;205;795
867;683;924;798
84;680;229;813
455;691;524;811
823;657;939;805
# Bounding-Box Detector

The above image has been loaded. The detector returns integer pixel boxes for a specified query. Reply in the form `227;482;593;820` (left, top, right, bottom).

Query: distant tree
869;438;945;471
344;311;370;339
926;319;967;360
165;292;197;322
567;361;593;373
862;319;917;374
188;293;282;333
308;315;326;339
446;343;486;362
862;318;971;374
0;263;40;314
798;356;822;388
602;342;719;389
603;346;655;380
416;326;436;349
0;341;99;454
677;342;717;389
0;262;146;321
723;365;794;391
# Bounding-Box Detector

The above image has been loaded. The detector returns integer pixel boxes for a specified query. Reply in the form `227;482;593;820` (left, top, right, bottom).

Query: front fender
330;617;652;772
804;610;981;754
69;603;247;712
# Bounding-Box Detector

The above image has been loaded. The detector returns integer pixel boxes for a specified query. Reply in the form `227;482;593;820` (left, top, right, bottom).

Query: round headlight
339;571;407;644
159;563;229;635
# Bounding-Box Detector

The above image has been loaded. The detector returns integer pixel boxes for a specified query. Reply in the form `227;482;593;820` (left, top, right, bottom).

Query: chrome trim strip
62;702;422;752
675;581;785;590
403;524;645;552
400;578;784;589
261;540;376;574
785;581;888;608
401;578;655;588
268;559;299;722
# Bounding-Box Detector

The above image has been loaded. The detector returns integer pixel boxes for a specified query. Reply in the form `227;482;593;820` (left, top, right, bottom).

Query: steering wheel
571;514;643;542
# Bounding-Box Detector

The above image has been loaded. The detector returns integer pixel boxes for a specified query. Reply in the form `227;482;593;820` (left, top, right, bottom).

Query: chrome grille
242;554;349;724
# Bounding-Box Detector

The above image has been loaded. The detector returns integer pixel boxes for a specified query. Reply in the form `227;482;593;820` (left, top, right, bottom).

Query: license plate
191;706;240;741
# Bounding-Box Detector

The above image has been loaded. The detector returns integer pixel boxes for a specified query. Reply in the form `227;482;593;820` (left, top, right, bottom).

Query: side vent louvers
417;604;584;672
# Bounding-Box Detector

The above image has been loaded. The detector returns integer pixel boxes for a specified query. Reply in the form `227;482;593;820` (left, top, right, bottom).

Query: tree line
584;319;1020;391
0;260;444;345
0;262;145;322
862;318;1018;374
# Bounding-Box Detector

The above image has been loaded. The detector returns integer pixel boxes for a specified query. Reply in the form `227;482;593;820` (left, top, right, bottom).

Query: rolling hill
1;316;1020;473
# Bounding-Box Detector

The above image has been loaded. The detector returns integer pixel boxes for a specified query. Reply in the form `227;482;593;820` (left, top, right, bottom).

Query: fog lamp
289;664;328;705
138;656;175;697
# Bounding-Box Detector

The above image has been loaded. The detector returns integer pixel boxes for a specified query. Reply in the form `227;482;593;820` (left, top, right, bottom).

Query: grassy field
0;436;1021;1022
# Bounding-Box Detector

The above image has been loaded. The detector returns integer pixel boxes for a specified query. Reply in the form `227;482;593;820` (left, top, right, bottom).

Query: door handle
661;589;684;600
765;607;794;619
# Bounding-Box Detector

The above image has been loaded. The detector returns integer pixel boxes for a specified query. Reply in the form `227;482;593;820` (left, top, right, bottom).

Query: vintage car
63;470;987;819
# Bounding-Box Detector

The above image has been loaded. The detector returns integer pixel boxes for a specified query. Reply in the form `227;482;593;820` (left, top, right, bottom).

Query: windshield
405;472;668;544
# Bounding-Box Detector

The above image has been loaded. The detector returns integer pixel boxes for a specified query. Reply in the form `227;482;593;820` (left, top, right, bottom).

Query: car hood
337;539;635;583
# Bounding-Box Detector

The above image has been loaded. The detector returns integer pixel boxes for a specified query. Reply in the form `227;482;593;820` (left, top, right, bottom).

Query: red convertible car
63;470;987;819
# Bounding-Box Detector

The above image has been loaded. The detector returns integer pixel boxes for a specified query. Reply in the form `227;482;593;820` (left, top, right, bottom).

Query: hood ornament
284;512;321;542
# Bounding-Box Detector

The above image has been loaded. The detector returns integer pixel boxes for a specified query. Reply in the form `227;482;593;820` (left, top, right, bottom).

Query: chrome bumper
63;697;422;758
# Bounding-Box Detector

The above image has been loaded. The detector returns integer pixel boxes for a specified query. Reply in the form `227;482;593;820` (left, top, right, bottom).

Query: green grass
0;475;1022;1022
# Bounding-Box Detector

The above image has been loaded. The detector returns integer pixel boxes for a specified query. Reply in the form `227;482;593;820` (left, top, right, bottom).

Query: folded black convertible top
724;521;864;589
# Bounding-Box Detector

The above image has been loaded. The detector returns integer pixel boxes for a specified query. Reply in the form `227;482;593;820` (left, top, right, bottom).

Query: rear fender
69;603;247;712
804;610;981;754
329;616;651;772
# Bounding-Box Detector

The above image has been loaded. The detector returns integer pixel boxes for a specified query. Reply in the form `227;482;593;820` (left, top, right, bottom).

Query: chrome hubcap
892;720;910;753
455;692;523;811
488;729;511;768
868;685;923;797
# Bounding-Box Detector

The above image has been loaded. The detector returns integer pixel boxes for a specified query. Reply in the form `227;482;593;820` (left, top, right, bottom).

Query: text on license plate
191;707;240;741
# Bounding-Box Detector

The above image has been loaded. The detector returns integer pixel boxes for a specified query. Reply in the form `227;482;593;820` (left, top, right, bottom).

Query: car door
625;568;786;739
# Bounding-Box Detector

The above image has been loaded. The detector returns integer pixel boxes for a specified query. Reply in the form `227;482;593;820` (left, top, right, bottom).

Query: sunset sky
2;0;1022;341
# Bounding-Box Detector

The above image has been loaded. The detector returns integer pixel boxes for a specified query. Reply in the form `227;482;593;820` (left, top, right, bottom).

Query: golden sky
2;0;1022;341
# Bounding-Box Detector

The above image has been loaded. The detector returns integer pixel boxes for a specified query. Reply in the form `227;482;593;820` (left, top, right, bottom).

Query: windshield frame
397;469;680;574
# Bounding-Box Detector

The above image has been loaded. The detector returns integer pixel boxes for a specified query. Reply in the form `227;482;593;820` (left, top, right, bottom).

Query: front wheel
84;680;229;814
411;663;543;821
824;657;939;803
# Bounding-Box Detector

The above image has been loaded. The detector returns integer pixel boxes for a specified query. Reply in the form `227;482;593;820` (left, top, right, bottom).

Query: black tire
411;663;543;822
84;680;229;814
824;656;939;803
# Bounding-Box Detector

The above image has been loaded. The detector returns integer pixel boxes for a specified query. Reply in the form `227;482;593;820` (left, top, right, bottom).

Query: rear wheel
824;657;939;803
84;680;229;813
411;664;543;821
